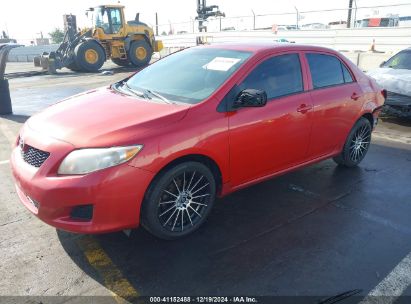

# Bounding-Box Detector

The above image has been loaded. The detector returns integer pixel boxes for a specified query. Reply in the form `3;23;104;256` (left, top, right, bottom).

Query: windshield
126;48;252;104
93;7;109;32
383;51;411;70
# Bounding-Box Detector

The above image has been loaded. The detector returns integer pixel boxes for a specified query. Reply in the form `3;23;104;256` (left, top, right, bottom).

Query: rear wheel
128;40;152;67
66;61;81;72
111;58;130;67
74;40;105;72
141;162;216;240
333;117;372;167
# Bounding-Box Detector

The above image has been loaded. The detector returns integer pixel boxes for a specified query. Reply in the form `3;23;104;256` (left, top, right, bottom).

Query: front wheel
141;162;216;240
128;40;152;67
74;40;105;72
333;117;372;167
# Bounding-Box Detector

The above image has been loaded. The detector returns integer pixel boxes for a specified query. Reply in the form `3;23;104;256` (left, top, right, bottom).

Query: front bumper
10;127;154;234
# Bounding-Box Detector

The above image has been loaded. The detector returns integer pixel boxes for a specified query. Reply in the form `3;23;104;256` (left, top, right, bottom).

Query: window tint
341;63;353;83
240;54;303;99
307;53;349;89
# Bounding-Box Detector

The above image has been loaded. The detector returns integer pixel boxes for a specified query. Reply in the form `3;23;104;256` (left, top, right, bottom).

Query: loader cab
91;5;125;35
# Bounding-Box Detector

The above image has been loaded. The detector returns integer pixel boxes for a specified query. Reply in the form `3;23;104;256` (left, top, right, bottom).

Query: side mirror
233;89;267;108
379;61;386;68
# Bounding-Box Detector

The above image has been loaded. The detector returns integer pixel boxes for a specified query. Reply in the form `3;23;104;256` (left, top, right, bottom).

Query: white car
367;48;411;118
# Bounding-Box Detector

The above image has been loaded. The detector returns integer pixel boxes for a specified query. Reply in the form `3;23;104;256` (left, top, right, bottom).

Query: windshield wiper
122;82;149;99
144;89;174;104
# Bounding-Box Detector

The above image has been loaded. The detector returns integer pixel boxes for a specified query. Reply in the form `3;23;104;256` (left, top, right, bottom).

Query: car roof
203;42;338;54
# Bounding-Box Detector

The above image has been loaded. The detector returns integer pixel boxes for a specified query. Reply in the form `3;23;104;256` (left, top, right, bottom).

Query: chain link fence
155;3;411;35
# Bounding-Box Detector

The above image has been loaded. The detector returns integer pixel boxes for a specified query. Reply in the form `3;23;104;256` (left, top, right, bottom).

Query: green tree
48;28;65;44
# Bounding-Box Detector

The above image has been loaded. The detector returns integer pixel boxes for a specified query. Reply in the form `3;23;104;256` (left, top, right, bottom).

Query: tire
141;162;216;240
66;61;81;72
128;40;152;67
74;40;105;72
333;117;372;167
111;58;130;67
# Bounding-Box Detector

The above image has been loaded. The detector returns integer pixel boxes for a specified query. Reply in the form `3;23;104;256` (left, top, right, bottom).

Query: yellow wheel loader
34;5;163;73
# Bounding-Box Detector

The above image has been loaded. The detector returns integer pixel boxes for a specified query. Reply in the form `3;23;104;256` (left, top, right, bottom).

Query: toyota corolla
11;43;385;239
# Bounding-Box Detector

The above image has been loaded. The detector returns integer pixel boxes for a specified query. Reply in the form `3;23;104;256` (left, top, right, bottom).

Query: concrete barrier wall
9;26;411;63
159;27;411;53
8;44;59;62
349;52;392;71
8;27;398;72
157;47;392;72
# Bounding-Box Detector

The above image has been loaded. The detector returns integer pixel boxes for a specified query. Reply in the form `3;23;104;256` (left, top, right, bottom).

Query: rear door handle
296;104;313;114
351;92;360;100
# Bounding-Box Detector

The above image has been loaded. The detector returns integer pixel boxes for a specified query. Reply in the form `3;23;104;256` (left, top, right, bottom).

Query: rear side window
341;64;353;83
307;53;353;89
240;53;303;100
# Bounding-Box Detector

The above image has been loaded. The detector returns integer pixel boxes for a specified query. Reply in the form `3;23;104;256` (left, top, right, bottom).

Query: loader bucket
33;52;57;74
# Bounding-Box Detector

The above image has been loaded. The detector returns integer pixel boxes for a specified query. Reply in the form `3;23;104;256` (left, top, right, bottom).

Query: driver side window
240;53;303;100
110;9;122;34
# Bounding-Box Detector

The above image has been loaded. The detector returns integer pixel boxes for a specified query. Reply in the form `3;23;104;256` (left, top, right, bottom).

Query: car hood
27;87;190;147
367;68;411;96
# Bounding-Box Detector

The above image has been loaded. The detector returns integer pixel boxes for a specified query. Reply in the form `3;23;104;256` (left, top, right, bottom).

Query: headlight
58;145;143;175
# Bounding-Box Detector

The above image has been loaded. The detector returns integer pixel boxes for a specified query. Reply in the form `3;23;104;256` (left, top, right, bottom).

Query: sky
1;0;411;44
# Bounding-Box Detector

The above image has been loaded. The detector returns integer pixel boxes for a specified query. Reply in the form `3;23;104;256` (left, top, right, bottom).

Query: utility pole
294;7;299;29
251;9;256;30
155;12;159;36
347;0;353;28
353;0;358;28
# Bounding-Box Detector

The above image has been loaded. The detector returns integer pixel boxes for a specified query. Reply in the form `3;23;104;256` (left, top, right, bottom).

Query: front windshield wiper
122;82;149;99
144;89;175;104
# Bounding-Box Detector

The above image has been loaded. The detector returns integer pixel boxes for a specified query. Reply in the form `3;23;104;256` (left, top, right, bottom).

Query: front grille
386;91;411;106
21;145;50;168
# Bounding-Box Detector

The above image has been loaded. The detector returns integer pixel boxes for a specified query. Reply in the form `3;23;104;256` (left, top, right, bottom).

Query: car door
227;52;314;187
305;52;363;159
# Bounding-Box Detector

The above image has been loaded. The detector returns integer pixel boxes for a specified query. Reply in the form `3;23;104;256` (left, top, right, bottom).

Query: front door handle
296;104;313;114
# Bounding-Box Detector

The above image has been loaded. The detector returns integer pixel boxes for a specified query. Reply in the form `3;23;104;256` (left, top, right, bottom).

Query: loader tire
67;61;81;72
128;40;152;67
74;41;105;72
111;58;130;67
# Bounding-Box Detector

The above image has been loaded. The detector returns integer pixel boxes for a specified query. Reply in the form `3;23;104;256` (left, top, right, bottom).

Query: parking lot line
77;236;139;304
0;160;10;165
360;252;411;304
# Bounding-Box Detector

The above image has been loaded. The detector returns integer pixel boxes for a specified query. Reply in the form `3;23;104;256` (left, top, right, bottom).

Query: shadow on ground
57;143;411;298
0;114;30;123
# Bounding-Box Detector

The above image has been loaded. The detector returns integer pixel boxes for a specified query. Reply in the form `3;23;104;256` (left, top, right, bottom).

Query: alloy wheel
349;123;371;162
157;170;212;232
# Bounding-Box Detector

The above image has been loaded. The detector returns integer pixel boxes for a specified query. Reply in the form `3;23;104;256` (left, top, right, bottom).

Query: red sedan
11;43;385;239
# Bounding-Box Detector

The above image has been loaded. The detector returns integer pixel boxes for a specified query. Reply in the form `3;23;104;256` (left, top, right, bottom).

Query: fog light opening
70;204;93;221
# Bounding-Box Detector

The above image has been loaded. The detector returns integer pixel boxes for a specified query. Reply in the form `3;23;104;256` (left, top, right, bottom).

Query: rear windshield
126;48;252;104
